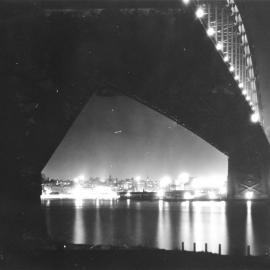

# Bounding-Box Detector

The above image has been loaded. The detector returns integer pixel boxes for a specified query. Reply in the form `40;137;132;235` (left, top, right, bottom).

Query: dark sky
43;1;270;181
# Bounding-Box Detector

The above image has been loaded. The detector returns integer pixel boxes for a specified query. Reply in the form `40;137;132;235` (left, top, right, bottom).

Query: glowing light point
219;187;227;195
208;191;217;200
157;190;165;199
160;176;172;188
251;112;260;123
126;191;131;198
216;42;223;51
234;75;239;81
135;176;141;182
242;89;247;96
195;7;205;19
223;55;229;62
229;65;234;72
182;0;190;5
246;95;251;101
245;191;254;200
238;82;244;89
207;27;215;37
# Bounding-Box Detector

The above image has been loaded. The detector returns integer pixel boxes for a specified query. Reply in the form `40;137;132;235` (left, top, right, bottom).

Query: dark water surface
42;199;270;255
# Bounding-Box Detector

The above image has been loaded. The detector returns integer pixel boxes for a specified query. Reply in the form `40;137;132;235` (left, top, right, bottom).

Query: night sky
43;95;227;180
43;1;270;181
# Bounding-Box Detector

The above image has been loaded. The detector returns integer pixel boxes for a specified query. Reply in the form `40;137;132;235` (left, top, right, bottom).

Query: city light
126;191;131;198
246;95;251;101
70;185;119;199
176;172;190;185
251;112;260;123
184;192;193;200
157;189;165;199
159;176;172;188
135;176;141;182
182;0;190;5
191;175;226;190
229;65;234;72
216;42;223;51
74;174;85;183
195;7;205;19
207;27;215;37
245;191;254;200
219;187;227;195
208;191;217;200
234;75;239;81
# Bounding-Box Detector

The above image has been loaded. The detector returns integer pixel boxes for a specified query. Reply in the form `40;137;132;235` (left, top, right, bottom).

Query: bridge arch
183;0;261;125
1;0;270;250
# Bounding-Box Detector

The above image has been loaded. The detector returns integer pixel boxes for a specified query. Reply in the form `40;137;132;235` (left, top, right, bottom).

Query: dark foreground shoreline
2;245;270;270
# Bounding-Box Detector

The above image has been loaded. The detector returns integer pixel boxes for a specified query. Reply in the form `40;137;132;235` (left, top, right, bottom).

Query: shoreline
3;245;270;269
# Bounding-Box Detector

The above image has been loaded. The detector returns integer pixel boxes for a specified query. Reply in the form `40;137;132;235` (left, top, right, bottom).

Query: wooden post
193;243;196;253
218;244;222;255
247;245;250;256
205;243;208;253
181;242;184;252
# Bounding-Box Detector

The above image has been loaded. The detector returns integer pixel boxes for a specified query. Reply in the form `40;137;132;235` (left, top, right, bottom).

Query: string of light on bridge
182;0;261;124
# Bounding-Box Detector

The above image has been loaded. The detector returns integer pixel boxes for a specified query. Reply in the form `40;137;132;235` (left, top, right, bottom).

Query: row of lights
182;0;260;123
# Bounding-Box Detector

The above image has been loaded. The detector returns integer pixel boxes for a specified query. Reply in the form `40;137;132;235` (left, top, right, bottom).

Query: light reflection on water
42;199;269;255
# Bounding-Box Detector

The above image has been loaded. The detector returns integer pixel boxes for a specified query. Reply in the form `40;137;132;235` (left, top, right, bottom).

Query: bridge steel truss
188;0;261;126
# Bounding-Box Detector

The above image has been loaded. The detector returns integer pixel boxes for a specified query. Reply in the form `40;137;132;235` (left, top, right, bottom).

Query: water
42;199;270;256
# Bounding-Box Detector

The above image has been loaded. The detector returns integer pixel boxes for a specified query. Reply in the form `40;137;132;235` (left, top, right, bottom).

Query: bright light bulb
229;65;234;72
223;55;229;62
234;75;239;81
246;95;251;101
239;82;244;89
207;27;215;37
242;89;247;96
245;191;254;200
216;42;223;51
251;112;260;123
157;190;164;199
195;7;205;18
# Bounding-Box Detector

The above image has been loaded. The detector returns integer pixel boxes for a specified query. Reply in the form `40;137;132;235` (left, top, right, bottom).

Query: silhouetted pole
247;245;251;256
205;243;208;253
181;242;185;252
193;243;196;252
218;244;222;255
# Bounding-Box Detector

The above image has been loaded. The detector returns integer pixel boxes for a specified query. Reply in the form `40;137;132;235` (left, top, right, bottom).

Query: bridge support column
227;126;270;199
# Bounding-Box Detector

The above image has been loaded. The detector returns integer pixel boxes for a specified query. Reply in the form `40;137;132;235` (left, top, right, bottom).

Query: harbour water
42;199;270;256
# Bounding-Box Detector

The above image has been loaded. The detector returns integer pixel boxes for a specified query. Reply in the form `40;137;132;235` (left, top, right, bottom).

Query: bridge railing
182;0;261;124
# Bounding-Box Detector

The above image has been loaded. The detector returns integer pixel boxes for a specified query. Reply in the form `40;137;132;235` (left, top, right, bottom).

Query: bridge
1;0;270;248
